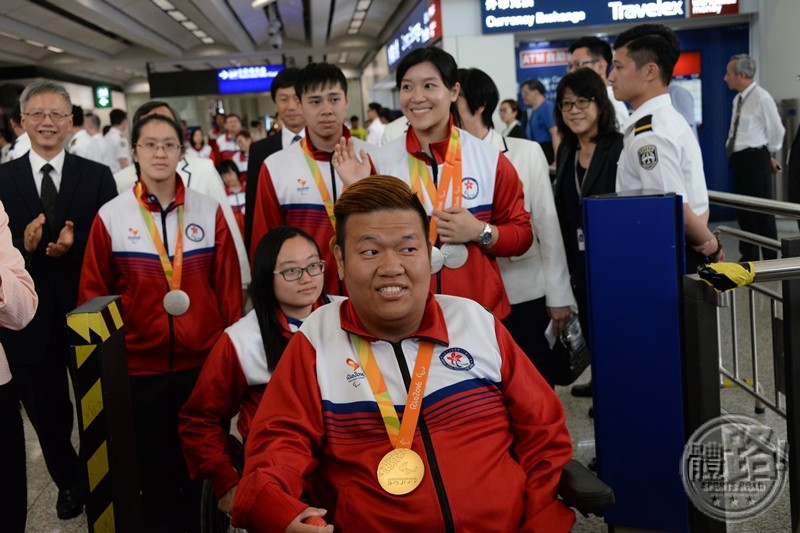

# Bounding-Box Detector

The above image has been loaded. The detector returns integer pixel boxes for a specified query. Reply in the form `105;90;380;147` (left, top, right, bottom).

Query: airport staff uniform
726;81;785;261
104;126;131;173
616;93;709;271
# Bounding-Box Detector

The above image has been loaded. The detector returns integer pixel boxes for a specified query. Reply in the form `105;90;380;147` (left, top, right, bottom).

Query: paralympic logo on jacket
439;347;475;371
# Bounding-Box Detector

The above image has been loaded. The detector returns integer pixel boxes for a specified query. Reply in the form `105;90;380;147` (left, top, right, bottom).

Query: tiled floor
22;219;799;532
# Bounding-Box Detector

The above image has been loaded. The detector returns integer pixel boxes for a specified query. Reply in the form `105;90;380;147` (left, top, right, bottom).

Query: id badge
577;228;585;251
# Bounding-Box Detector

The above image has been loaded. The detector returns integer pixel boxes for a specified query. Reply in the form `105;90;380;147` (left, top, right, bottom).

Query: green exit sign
94;86;111;109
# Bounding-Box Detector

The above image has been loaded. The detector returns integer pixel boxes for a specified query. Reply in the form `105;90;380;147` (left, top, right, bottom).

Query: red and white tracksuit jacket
249;126;377;296
232;294;575;533
373;124;532;319
79;178;242;375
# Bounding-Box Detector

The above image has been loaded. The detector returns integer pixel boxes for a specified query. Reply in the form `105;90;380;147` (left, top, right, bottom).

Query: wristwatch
478;223;493;246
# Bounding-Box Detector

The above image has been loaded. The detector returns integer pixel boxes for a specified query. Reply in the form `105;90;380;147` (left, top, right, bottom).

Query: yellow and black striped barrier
67;296;142;532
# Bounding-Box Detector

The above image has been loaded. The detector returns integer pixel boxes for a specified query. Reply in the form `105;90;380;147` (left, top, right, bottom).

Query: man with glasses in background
0;80;117;521
567;36;629;130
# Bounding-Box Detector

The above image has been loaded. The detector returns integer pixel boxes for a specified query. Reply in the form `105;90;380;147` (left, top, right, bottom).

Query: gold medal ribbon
134;182;184;291
300;136;335;227
407;126;463;243
350;335;434;449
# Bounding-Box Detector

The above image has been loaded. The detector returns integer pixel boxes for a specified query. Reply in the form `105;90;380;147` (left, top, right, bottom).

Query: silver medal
163;289;191;316
430;246;444;274
441;243;468;269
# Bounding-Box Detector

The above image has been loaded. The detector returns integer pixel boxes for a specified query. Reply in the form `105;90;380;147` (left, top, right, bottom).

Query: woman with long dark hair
553;68;623;396
179;226;329;515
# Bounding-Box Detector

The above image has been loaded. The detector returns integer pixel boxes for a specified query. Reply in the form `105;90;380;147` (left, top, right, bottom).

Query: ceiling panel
0;0;418;87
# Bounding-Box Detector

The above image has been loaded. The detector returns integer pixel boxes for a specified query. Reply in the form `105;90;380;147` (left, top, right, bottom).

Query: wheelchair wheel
199;479;247;533
199;435;247;533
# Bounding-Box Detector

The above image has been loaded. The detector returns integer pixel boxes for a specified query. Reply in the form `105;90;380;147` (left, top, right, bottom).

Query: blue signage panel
386;0;442;71
217;65;284;95
481;0;687;34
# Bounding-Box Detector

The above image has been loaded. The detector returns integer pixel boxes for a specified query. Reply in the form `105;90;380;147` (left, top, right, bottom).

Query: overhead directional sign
94;86;111;109
217;65;284;94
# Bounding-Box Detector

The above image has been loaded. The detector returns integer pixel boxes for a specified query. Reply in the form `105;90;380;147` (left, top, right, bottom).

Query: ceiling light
152;0;175;10
24;40;45;48
182;21;198;31
356;0;371;10
347;28;359;35
201;37;215;44
338;53;348;63
47;46;63;53
0;31;20;40
353;11;366;21
350;19;363;29
193;30;208;38
168;10;187;22
252;0;276;7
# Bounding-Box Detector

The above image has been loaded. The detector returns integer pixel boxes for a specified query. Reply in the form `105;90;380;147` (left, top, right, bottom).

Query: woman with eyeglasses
79;113;242;531
552;69;623;396
498;99;527;139
179;226;331;518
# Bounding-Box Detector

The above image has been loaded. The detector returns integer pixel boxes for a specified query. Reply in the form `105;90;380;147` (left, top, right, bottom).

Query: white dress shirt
28;149;66;195
727;82;785;153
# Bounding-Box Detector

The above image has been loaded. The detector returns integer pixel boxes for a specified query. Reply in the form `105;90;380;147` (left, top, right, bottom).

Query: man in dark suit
788;122;800;230
244;67;304;256
0;80;117;520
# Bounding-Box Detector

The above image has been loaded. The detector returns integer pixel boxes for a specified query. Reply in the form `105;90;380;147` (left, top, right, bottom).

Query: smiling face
559;89;600;141
334;209;431;342
273;235;324;320
132;120;182;187
275;86;304;132
22;92;73;159
399;61;459;145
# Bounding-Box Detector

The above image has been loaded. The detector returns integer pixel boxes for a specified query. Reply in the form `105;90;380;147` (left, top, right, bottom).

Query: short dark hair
569;36;613;75
554;69;617;148
368;102;382;113
334;175;429;252
216;160;239;177
72;105;84;126
379;108;394;123
133;101;179;124
295;63;348;99
457;68;499;130
350;115;360;122
225;113;242;123
613;23;680;86
109;108;127;126
521;79;545;95
270;67;301;100
396;47;460;126
501;99;520;119
11;104;21;124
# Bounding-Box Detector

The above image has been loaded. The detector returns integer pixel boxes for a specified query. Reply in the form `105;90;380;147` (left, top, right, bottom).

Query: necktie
726;94;742;157
40;163;58;234
292;134;301;144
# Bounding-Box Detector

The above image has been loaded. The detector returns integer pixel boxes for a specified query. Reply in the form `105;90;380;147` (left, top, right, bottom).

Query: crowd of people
0;20;792;533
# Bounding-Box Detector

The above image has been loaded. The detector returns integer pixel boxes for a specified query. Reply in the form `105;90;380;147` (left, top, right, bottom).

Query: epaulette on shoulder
633;115;653;136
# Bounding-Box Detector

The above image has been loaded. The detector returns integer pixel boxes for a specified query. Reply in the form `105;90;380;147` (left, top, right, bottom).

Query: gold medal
376;448;425;495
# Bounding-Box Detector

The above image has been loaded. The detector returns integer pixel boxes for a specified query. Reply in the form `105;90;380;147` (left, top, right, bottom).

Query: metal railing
686;191;800;530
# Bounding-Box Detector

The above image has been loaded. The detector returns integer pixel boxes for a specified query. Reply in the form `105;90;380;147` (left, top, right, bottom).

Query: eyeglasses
274;260;326;281
566;59;600;72
22;111;72;123
136;141;182;154
558;97;595;112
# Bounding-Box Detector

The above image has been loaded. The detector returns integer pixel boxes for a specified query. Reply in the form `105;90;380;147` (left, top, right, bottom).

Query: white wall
758;0;800;102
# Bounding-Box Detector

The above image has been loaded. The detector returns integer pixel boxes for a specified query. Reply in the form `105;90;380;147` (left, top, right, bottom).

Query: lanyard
407;126;463;243
351;335;434;449
134;182;184;291
300;137;335;227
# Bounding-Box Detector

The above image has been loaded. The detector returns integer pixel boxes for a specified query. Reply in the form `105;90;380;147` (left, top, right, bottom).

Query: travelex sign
482;0;735;33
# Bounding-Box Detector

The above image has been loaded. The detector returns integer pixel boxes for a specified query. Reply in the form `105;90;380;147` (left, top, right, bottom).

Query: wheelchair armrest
558;459;615;516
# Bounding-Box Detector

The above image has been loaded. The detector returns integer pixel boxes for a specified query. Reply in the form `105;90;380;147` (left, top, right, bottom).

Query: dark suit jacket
553;132;623;290
245;134;283;255
788;124;800;204
0;152;117;365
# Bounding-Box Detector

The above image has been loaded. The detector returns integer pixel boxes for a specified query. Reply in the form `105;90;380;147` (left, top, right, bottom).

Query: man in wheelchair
232;176;579;532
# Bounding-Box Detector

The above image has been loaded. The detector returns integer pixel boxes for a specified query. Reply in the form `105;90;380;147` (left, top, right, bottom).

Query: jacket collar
338;292;449;346
136;175;186;212
303;125;351;161
404;116;455;165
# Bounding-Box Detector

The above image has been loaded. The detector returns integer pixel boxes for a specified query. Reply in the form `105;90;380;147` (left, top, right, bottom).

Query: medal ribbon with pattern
134;182;184;291
350;335;434;448
407;126;463;243
300;136;335;227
